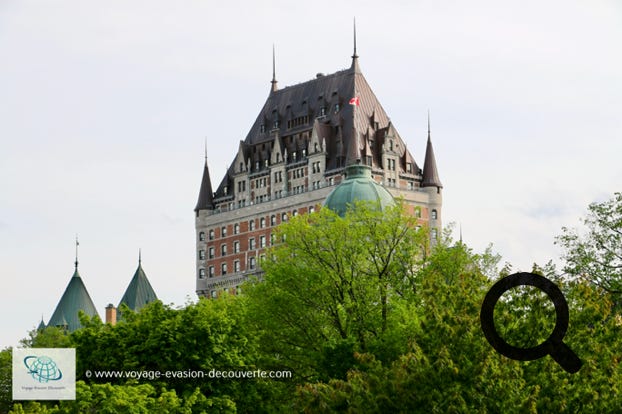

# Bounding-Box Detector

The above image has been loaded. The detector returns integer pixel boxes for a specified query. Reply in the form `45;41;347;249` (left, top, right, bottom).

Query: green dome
323;164;395;216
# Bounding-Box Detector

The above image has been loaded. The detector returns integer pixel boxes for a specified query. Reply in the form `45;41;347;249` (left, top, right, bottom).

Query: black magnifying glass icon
480;272;582;373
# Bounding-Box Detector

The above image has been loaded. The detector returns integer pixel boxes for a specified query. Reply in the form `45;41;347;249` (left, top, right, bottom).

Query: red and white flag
349;96;360;106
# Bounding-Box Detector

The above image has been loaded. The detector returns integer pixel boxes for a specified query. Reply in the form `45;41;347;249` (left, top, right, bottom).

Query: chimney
105;304;117;325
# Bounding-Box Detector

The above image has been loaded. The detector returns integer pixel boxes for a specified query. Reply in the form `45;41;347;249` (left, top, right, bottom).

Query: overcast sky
1;0;621;349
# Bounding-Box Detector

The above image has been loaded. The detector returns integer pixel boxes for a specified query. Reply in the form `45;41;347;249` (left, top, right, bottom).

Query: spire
74;235;79;270
271;44;278;93
427;109;431;139
421;112;443;189
351;18;361;73
37;316;46;331
195;151;215;211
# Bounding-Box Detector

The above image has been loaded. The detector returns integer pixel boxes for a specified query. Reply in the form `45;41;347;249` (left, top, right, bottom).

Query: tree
556;192;622;294
69;297;282;413
295;243;622;413
0;348;12;414
244;201;428;382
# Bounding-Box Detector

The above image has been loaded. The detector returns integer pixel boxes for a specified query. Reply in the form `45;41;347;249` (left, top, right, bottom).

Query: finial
459;223;463;244
271;44;278;93
204;137;208;163
74;235;79;269
427;109;431;139
352;17;358;59
139;248;142;265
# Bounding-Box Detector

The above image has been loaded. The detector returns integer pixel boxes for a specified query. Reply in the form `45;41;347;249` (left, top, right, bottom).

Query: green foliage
295;241;622;413
245;201;427;381
9;195;622;412
68;297;280;413
9;381;227;414
0;348;12;414
20;326;72;348
556;192;622;294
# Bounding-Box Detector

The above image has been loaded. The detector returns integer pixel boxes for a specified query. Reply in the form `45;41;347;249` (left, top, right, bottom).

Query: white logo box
12;348;76;400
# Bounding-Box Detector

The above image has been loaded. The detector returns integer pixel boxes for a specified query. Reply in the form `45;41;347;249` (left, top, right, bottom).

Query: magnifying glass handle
550;342;582;374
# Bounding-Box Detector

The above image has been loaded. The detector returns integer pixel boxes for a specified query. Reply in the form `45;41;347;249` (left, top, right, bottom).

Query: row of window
291;167;305;180
255;177;268;188
198;257;258;279
200;235;269;260
311;161;321;174
199;214;285;241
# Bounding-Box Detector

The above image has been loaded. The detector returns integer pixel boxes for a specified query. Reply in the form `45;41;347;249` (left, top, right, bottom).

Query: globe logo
23;355;63;383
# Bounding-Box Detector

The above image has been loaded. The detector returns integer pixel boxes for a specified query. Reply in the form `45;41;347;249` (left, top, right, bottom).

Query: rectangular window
234;223;240;234
234;260;240;272
234;241;240;253
209;266;214;277
221;226;227;237
249;220;255;231
260;217;266;228
221;263;227;275
260;235;266;248
199;250;205;260
199;269;205;279
199;232;205;241
249;238;256;250
209;229;214;240
221;244;227;256
209;247;214;259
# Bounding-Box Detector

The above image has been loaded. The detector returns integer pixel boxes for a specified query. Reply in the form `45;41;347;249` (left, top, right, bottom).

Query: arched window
431;209;438;220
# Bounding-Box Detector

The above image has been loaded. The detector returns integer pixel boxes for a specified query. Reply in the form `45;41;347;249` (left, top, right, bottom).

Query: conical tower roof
118;253;157;312
195;158;214;211
421;117;442;189
48;266;100;332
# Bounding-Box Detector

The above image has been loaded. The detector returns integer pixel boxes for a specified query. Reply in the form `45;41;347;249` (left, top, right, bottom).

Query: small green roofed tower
323;162;395;216
48;241;100;332
118;250;158;313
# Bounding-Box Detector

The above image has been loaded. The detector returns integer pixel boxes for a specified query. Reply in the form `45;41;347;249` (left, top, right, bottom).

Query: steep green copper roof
323;163;395;217
118;257;157;312
48;266;100;332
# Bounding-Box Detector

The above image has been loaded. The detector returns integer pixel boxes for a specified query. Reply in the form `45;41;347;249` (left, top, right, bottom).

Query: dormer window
260;124;266;133
255;161;259;170
302;149;306;157
320;106;326;116
224;186;228;195
334;103;340;112
265;159;269;167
